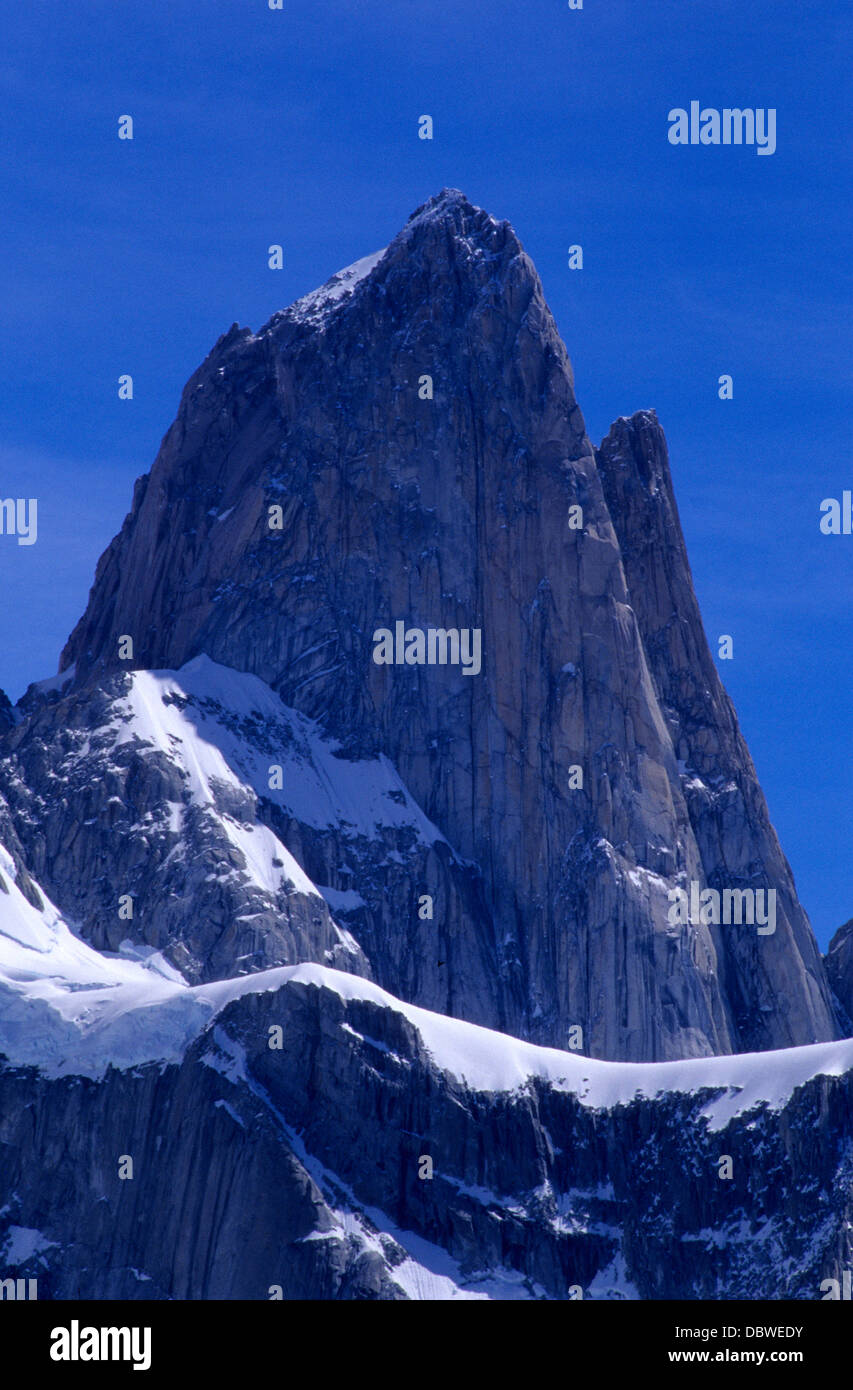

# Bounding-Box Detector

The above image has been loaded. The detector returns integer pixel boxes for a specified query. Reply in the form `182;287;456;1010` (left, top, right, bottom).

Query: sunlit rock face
2;189;839;1065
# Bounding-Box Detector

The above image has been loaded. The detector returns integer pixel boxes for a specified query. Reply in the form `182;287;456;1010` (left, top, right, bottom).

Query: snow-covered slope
121;654;446;846
0;653;502;1021
284;247;388;325
2;837;851;1137
4;874;851;1300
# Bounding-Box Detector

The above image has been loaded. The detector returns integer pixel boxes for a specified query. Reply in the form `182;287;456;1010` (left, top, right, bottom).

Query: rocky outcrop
826;919;853;1025
0;691;13;737
596;413;838;1055
0;658;500;1019
1;966;851;1300
0;667;365;986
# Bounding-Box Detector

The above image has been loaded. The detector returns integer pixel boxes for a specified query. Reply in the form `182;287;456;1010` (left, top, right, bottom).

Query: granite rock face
7;188;830;1060
826;919;853;1025
1;966;851;1301
0;189;848;1302
595;414;838;1055
0;691;14;737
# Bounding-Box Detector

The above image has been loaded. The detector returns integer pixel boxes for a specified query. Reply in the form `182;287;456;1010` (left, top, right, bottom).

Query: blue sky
1;0;851;947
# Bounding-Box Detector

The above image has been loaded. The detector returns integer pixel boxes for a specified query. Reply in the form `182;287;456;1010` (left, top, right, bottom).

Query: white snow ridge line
1;838;851;1126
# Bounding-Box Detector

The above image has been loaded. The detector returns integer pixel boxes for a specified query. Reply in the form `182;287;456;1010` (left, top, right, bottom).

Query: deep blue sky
1;1;851;947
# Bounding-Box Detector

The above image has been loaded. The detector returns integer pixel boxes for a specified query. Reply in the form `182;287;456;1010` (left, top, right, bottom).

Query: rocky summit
0;190;850;1301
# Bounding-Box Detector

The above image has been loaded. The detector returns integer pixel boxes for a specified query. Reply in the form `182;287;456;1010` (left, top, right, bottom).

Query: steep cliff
2;935;851;1300
826;919;853;1024
4;189;833;1060
0;190;848;1303
596;413;837;1053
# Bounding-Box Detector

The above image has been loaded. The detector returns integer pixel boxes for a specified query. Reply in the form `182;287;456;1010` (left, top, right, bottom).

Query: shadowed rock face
1;975;851;1301
5;188;840;1060
826;919;853;1025
595;414;840;1055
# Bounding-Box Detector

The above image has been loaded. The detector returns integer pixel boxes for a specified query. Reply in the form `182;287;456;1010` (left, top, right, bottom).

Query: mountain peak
405;186;476;222
259;190;525;340
400;186;513;247
47;192;842;1064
